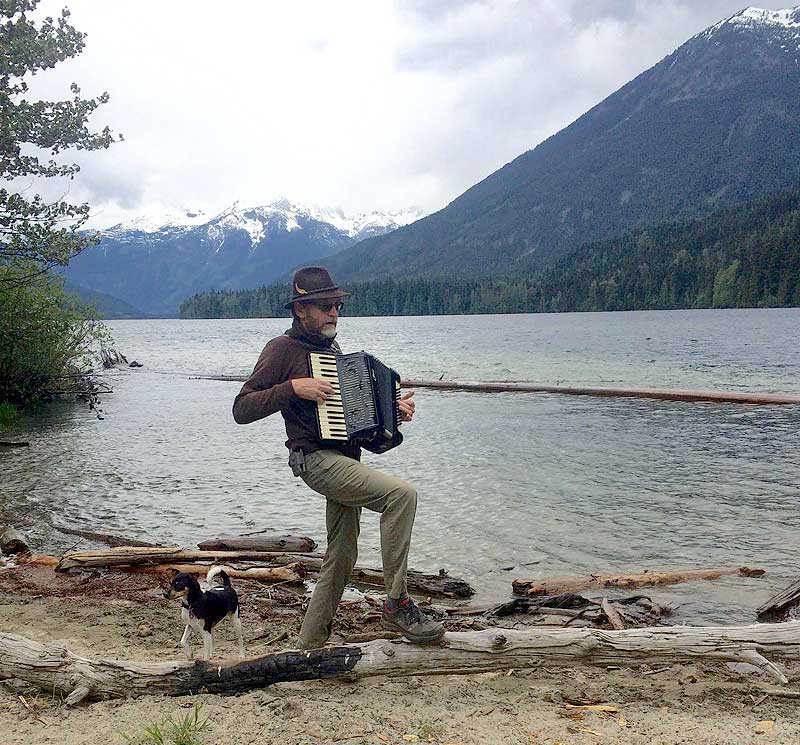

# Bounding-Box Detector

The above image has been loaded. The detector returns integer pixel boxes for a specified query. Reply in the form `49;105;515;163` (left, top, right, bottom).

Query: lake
3;308;799;623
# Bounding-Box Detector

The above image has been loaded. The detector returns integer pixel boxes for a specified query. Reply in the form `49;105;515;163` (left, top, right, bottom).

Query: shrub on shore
0;263;109;407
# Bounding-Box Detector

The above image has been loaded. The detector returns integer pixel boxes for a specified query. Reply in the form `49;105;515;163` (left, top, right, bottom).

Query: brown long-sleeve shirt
232;323;361;460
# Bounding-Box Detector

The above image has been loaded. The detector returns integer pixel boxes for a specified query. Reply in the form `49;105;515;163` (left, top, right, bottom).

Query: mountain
326;5;800;281
64;200;424;317
180;182;800;318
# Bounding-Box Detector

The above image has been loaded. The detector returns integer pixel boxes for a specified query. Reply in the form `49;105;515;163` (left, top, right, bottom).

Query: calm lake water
3;308;799;623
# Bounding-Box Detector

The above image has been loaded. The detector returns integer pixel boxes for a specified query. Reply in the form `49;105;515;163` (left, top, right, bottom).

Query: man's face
295;299;342;339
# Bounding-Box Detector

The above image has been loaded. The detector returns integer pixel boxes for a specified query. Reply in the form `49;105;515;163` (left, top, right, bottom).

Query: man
232;266;444;650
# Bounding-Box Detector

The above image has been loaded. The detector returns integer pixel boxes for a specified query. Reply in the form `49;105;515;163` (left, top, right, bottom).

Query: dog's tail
206;565;232;588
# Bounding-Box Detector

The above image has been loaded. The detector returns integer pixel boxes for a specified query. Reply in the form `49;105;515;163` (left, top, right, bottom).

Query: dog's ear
165;567;179;578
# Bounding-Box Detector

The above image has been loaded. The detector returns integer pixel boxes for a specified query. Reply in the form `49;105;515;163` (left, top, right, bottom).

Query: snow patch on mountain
106;208;211;233
702;5;800;38
102;200;425;244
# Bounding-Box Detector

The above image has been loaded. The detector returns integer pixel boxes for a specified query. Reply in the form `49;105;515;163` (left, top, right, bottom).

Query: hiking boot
381;596;445;644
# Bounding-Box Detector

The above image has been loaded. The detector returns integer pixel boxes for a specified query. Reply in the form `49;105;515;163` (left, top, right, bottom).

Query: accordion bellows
308;351;403;454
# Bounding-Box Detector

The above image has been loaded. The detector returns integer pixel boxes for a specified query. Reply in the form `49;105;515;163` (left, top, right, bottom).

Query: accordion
308;351;403;454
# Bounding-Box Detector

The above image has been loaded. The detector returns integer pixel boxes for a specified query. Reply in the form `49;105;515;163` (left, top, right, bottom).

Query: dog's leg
180;625;194;658
202;629;213;661
231;609;245;658
180;607;194;659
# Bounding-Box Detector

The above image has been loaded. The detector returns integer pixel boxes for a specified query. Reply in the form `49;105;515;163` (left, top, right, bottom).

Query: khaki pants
297;449;418;650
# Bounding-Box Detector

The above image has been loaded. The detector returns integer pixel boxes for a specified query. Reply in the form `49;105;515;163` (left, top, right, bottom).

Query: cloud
21;0;792;227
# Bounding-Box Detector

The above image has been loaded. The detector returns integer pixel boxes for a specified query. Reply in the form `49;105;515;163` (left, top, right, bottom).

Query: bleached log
129;562;307;583
55;547;323;571
22;554;306;584
513;566;766;596
1;622;798;702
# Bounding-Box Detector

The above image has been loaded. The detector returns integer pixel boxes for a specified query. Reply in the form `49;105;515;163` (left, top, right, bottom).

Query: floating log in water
191;374;800;406
403;380;800;405
0;527;29;555
757;578;800;623
3;621;798;702
513;566;766;597
198;534;317;552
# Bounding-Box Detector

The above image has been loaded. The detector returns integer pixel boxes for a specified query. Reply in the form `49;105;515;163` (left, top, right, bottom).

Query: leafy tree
0;0;118;408
1;0;120;284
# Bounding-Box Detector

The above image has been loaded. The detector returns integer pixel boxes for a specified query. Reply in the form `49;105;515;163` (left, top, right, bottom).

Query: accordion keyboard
308;351;348;440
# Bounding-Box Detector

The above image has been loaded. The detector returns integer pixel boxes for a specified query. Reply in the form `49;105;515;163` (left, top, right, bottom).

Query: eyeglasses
307;300;344;313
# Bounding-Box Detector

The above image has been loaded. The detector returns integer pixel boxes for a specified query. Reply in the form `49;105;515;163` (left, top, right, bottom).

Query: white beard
320;325;337;340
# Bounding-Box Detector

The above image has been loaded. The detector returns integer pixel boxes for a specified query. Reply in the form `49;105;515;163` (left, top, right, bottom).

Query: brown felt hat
284;266;350;309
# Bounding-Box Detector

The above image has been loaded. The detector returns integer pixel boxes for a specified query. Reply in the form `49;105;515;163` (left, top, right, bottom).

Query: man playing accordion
233;266;444;649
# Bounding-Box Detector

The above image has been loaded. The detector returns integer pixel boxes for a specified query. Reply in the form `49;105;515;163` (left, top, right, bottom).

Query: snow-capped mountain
66;200;425;317
102;200;425;244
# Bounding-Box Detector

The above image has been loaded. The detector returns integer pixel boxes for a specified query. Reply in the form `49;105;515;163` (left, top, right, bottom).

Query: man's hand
291;377;335;404
398;390;415;422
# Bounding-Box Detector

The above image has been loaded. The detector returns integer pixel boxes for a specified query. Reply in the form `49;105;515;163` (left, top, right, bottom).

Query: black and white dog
164;566;245;660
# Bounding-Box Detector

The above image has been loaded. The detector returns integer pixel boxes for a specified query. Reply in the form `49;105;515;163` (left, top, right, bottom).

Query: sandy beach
1;563;798;745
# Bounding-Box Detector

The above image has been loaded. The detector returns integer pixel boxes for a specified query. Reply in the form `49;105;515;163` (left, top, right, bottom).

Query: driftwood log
20;555;307;584
196;374;800;406
2;622;799;703
349;566;473;598
128;562;307;584
198;534;317;552
55;547;323;570
0;527;29;555
513;566;766;596
401;380;800;405
443;593;670;628
757;578;800;623
52;547;474;598
100;348;128;368
601;598;626;630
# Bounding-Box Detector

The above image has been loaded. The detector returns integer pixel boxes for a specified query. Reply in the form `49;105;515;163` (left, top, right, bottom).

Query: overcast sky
25;0;791;227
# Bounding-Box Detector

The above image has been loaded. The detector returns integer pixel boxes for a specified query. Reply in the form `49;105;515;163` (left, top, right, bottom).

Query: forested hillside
179;186;800;318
